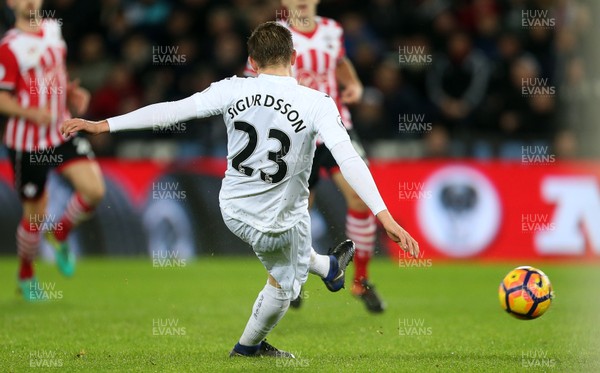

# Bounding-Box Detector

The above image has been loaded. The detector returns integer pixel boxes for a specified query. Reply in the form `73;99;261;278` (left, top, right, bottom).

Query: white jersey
208;75;348;232
108;74;386;232
155;75;348;232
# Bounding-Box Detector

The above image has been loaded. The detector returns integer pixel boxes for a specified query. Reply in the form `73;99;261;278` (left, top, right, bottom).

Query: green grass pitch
1;257;599;372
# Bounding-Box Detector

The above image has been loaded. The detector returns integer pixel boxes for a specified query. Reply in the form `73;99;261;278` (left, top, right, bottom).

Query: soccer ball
498;266;553;320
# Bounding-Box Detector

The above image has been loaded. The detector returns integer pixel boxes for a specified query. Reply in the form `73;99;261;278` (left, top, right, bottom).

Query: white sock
309;248;330;279
238;283;290;346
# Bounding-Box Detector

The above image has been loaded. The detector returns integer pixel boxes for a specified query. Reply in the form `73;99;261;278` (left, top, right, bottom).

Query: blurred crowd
1;0;598;159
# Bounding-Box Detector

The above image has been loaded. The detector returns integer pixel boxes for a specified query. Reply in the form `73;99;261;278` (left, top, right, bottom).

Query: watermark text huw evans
152;318;186;336
521;349;556;368
398;318;432;336
152;250;187;268
29;350;63;368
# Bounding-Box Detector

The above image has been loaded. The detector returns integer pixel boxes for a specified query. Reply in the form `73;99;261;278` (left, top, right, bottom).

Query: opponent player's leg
16;194;47;301
57;158;105;237
47;158;104;276
9;148;49;301
331;170;385;313
44;137;105;276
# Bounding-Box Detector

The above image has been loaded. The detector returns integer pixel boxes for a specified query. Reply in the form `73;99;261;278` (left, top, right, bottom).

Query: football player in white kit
245;0;385;312
61;22;419;358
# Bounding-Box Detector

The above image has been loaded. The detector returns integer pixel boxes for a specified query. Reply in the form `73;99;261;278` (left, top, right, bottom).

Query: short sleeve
312;93;351;150
335;22;346;63
190;77;234;118
0;44;19;91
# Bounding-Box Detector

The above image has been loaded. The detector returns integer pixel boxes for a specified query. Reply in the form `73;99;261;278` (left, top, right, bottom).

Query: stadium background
0;0;599;263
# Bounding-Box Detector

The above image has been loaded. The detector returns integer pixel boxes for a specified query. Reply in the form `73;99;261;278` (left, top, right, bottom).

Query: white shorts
222;211;311;300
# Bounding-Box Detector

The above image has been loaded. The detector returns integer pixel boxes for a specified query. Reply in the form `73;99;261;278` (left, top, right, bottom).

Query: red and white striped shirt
245;16;353;128
0;19;70;152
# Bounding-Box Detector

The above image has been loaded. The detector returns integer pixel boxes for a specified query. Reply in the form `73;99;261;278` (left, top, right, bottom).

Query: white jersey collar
257;73;298;85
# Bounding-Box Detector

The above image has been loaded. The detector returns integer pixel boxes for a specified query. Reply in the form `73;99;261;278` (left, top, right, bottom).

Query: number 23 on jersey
232;121;291;184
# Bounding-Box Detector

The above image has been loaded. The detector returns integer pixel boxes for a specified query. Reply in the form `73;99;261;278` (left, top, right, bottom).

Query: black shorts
308;129;368;189
8;137;95;200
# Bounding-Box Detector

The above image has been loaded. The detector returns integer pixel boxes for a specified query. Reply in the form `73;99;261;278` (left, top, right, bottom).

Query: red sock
353;250;370;283
346;209;376;283
19;257;33;279
17;218;40;279
54;193;95;241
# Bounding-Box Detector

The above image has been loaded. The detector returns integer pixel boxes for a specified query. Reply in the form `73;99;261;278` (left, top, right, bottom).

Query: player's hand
67;79;91;115
340;81;363;104
27;107;53;126
376;210;419;258
61;118;108;136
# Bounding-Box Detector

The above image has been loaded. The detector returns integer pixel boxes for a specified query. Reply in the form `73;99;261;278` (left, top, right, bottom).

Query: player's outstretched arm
61;119;108;136
60;93;203;136
376;209;419;258
329;140;419;257
315;96;418;256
